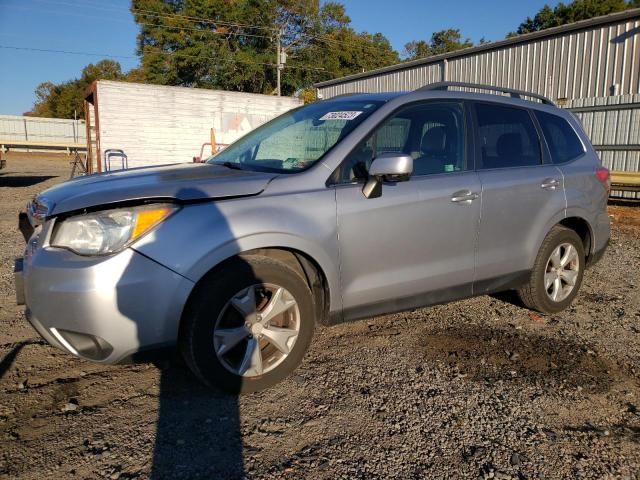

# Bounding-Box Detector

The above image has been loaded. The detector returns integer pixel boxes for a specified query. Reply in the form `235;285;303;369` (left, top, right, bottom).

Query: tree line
29;0;640;118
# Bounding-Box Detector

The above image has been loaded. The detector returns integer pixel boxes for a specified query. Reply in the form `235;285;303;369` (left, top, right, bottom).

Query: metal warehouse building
315;9;640;197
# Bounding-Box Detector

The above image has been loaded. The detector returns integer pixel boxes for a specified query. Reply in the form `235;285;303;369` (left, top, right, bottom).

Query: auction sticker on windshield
319;111;363;121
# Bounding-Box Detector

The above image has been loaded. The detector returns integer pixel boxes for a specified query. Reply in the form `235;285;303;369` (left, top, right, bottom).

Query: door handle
541;178;560;189
451;190;479;203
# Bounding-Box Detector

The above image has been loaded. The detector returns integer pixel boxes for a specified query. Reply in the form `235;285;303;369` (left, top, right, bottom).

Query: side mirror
363;153;413;199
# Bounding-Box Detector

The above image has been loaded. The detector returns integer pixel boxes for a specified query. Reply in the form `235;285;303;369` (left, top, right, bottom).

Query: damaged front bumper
15;209;194;363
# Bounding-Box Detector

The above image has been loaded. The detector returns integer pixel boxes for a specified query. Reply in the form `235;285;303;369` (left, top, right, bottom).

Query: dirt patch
609;204;640;232
420;326;627;393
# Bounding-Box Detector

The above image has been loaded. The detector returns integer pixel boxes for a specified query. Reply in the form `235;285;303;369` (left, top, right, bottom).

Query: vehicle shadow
149;363;245;479
0;175;57;187
114;184;250;479
488;289;525;308
0;339;44;379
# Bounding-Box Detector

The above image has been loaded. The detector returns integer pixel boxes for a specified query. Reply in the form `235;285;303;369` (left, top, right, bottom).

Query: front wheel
518;226;585;314
180;255;315;393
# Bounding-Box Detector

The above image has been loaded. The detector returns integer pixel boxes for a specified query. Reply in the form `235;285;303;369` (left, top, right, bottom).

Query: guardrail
611;171;640;193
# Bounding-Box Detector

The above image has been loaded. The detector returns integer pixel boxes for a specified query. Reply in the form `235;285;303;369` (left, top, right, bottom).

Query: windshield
207;99;384;173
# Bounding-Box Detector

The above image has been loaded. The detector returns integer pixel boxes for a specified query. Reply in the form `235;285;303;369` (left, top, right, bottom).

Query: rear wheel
180;255;314;393
518;226;585;313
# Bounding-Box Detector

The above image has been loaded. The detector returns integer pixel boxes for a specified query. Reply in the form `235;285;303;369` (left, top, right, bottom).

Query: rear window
475;103;541;169
535;111;585;164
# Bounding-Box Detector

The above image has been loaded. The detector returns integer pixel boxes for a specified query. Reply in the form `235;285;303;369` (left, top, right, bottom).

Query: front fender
185;231;339;305
132;191;342;312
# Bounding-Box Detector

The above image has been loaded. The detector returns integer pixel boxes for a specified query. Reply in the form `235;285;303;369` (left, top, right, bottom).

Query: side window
373;117;411;155
535;111;585;164
475;103;541;169
337;102;465;182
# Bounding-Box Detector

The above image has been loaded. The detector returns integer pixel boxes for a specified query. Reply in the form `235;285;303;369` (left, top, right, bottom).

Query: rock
510;452;522;465
62;402;78;412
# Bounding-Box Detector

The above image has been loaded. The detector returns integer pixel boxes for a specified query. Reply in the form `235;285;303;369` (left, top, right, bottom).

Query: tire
518;225;585;314
180;255;315;393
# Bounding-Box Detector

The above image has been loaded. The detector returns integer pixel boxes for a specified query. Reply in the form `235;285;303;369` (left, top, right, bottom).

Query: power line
4;0;393;77
0;44;137;60
24;0;395;57
3;3;277;41
0;44;333;75
26;0;280;33
133;6;279;33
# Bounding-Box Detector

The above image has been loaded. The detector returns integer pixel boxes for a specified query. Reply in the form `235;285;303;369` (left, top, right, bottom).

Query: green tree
403;29;473;60
509;0;640;36
29;59;125;118
429;29;473;55
31;2;401;113
402;40;431;60
131;0;398;95
29;82;57;117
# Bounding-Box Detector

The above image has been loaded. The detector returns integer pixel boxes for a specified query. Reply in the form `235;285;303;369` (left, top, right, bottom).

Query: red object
595;167;611;194
528;313;543;322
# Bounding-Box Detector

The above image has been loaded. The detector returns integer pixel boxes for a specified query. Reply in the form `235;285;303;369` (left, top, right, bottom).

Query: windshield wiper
215;161;244;171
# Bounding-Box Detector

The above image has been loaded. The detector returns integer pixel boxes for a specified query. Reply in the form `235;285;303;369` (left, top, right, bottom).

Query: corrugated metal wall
568;94;640;198
0;114;85;146
91;81;302;170
320;63;443;98
317;15;640;100
316;12;640;198
446;18;640;100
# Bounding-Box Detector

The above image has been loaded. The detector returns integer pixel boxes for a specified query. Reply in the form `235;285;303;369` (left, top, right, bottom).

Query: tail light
595;167;611;194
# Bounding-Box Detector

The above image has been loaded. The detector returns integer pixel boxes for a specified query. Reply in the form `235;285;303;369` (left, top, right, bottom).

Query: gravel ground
1;155;639;480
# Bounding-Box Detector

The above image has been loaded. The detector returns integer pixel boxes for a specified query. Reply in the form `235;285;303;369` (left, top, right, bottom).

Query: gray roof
315;8;640;88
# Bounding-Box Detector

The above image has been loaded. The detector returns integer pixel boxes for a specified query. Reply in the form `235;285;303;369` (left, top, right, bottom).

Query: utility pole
276;30;281;97
276;29;286;96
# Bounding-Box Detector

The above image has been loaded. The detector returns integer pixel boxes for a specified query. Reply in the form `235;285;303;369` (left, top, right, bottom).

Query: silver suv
16;82;610;393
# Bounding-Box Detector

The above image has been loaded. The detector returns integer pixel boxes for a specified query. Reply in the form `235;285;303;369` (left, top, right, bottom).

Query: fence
0;115;86;152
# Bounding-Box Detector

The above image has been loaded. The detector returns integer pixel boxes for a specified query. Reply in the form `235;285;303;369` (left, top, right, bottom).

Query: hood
34;163;277;217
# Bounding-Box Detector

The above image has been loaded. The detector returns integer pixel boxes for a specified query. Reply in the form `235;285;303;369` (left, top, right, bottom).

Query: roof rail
321;92;361;100
416;81;555;106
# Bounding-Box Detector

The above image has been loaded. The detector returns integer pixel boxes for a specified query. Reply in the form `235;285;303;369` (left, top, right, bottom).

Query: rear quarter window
535;111;585;164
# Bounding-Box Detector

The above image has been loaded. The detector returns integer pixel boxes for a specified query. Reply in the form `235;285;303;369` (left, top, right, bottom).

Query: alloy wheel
544;242;580;303
213;283;300;377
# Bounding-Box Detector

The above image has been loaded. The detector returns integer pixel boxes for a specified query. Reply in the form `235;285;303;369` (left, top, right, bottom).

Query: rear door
333;101;482;320
472;101;565;292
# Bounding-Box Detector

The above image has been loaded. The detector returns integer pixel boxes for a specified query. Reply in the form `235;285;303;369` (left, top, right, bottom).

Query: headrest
420;126;447;156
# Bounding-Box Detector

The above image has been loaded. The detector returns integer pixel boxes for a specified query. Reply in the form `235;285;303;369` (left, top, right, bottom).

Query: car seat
413;126;449;175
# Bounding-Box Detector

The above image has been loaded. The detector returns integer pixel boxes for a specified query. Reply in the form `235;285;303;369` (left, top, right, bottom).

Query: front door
332;101;481;321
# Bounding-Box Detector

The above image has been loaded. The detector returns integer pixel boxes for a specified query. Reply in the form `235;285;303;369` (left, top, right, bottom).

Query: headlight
51;204;179;255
